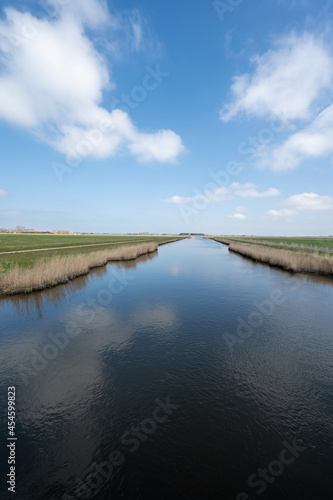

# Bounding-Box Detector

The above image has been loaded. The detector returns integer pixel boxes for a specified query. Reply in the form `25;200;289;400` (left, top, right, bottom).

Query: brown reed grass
228;242;333;277
225;237;333;255
0;243;158;296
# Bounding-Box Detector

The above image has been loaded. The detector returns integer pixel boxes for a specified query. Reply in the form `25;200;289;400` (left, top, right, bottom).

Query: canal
1;237;332;499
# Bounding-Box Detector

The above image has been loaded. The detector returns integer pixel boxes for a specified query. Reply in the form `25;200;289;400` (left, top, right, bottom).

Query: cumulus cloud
285;192;333;211
220;32;333;123
268;193;333;217
235;206;249;213
0;188;7;196
162;182;280;206
267;209;297;217
235;187;280;198
0;1;184;163
229;213;246;220
259;104;333;170
163;195;198;205
162;186;233;205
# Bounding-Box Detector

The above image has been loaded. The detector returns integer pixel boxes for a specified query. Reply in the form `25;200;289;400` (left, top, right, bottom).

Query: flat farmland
213;236;333;277
0;234;183;273
238;236;333;249
0;234;169;253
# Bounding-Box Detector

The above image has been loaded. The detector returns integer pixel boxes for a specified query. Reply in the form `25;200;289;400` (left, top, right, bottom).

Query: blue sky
0;0;333;235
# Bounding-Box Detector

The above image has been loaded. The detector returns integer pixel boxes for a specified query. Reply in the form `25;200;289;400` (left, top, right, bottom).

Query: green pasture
0;235;183;272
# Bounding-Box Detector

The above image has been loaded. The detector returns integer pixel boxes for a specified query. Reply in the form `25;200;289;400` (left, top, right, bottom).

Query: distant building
179;233;205;236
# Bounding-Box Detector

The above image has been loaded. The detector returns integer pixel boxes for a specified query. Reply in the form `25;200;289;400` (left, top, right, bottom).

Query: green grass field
237;236;333;248
0;234;183;272
214;236;333;257
0;234;174;253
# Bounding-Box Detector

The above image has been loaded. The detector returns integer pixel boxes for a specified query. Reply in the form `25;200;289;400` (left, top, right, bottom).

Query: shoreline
0;242;164;297
213;239;333;278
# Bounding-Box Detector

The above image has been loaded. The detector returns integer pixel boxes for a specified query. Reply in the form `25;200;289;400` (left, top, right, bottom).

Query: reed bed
227;237;333;255
0;243;158;296
228;242;333;277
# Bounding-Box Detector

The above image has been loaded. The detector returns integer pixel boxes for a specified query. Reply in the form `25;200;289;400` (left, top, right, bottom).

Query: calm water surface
1;238;333;499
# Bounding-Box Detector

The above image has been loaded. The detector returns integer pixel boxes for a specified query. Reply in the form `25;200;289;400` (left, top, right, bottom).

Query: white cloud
128;128;185;163
285;192;333;211
229;213;246;220
0;188;7;196
235;187;280;198
0;1;184;163
102;7;163;58
48;0;110;28
162;195;197;205
259;104;333;170
268;192;333;217
162;183;280;206
220;32;333;123
162;186;232;206
268;209;297;217
235;206;249;213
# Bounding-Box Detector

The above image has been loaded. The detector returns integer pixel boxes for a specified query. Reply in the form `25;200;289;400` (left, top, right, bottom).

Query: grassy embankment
0;234;183;296
213;236;333;277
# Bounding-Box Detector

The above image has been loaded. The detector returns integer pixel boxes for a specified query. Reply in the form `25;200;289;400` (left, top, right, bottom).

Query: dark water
1;238;333;500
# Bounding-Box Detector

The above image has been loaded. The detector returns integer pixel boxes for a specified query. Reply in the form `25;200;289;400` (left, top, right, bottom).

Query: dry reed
226;237;333;255
0;243;158;296
228;242;333;277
